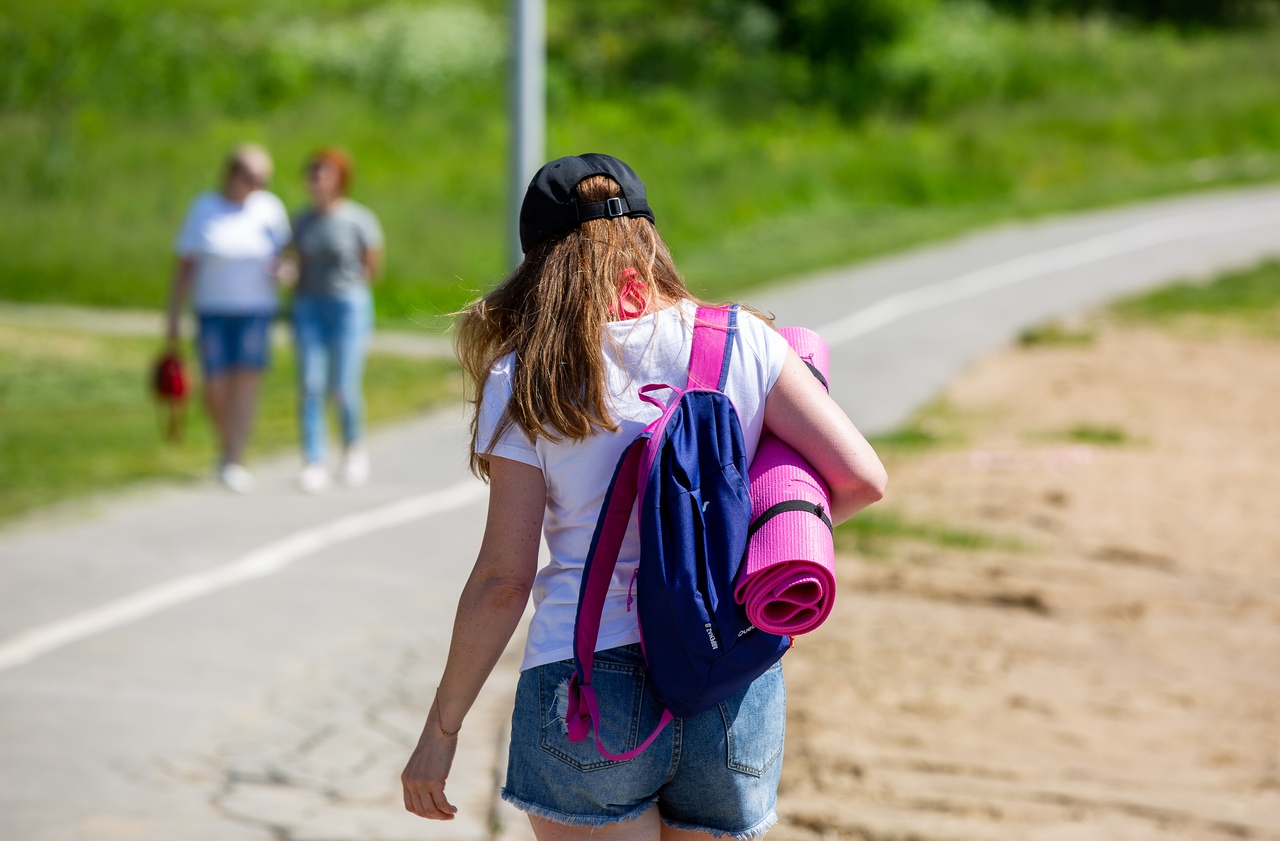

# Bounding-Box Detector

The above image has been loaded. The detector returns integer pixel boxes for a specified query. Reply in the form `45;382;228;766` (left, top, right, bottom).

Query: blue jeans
291;288;373;465
502;645;786;839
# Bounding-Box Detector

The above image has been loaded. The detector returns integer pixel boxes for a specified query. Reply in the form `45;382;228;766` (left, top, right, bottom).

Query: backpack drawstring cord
626;567;639;612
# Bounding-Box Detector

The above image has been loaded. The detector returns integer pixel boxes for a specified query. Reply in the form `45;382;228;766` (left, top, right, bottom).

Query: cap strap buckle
606;197;625;217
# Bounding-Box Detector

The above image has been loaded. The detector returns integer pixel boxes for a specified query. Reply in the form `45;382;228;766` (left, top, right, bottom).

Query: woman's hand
274;256;299;288
400;455;544;820
401;718;459;820
165;256;196;343
362;245;383;284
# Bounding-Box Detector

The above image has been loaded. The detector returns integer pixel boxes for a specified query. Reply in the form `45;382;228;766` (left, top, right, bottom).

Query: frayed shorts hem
501;788;777;840
501;788;656;829
662;810;778;840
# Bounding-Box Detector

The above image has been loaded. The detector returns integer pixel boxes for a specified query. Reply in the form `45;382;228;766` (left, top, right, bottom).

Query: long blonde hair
455;174;699;480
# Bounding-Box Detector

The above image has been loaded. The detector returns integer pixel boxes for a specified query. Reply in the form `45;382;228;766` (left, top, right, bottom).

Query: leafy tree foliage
983;0;1279;26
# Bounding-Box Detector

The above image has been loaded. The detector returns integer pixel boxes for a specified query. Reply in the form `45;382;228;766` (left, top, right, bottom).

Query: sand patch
777;326;1280;841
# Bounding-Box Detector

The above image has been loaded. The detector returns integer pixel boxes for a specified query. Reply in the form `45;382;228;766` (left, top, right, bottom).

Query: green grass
0;90;510;330
3;5;1280;327
867;426;947;452
1017;320;1097;347
835;508;1019;558
1061;424;1129;445
0;323;461;523
1111;259;1280;336
1027;424;1132;445
867;397;972;456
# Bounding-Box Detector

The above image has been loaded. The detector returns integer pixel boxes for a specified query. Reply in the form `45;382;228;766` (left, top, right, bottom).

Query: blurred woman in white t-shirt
165;144;291;493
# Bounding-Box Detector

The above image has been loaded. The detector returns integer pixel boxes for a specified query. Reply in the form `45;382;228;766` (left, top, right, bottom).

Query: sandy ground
775;323;1280;841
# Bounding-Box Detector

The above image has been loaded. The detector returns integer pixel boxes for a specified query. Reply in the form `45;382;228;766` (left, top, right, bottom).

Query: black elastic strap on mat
803;361;828;391
747;500;833;542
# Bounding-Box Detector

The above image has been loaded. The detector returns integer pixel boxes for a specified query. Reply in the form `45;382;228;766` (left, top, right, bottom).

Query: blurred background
5;0;1280;315
4;0;1280;521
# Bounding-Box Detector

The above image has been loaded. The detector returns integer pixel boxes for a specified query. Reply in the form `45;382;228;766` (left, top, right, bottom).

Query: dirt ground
775;324;1280;841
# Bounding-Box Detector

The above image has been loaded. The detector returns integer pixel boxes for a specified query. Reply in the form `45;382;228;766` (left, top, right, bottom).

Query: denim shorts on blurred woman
502;644;786;839
196;312;274;375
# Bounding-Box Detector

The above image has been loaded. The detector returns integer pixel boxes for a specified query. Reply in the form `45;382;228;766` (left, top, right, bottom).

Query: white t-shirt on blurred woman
174;190;291;314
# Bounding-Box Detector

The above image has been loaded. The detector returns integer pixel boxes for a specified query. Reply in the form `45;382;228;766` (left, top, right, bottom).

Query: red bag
152;352;188;441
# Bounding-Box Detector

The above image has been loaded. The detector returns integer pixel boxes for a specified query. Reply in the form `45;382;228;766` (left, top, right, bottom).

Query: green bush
984;0;1279;27
762;0;937;113
545;0;1280;119
0;3;505;117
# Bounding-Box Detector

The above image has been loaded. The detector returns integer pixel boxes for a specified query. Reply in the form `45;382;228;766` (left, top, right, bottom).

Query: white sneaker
298;463;331;494
338;446;371;488
218;462;256;494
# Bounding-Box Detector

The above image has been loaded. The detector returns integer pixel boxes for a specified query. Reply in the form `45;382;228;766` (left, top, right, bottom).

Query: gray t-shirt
293;200;384;297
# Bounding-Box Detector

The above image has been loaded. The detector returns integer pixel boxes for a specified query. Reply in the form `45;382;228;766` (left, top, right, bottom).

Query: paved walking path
2;184;1279;841
0;303;455;358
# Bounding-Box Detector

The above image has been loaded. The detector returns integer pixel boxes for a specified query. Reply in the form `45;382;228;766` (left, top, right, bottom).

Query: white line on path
0;479;488;673
816;201;1280;345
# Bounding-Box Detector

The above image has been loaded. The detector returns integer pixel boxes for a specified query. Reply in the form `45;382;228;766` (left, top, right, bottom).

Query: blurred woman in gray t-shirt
290;148;384;493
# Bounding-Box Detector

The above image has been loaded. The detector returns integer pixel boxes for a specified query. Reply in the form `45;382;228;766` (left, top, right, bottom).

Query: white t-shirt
477;299;790;671
174;190;291;314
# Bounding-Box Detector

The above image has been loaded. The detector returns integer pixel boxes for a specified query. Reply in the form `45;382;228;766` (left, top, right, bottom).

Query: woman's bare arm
764;348;888;524
165;257;195;343
363;245;383;283
401;455;545;820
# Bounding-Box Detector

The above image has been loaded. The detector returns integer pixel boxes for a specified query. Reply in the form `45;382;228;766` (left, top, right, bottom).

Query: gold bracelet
433;691;460;738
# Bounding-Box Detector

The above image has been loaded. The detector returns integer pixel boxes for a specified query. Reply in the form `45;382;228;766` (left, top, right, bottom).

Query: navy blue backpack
564;304;791;760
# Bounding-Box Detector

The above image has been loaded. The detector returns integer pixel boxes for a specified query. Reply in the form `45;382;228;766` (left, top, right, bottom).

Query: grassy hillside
2;1;1279;327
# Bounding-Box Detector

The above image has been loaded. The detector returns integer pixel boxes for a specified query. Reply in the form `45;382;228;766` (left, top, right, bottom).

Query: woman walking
401;154;886;840
290;148;384;493
167;144;291;493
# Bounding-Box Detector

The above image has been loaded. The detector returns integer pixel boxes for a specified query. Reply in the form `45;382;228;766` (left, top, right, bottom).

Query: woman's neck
312;195;342;213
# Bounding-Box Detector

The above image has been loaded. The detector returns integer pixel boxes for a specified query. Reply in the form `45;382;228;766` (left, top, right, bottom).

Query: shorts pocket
538;659;646;771
719;662;786;777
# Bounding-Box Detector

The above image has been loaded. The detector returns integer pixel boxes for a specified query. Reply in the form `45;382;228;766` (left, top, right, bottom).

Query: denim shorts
502;644;786;839
196;313;274;376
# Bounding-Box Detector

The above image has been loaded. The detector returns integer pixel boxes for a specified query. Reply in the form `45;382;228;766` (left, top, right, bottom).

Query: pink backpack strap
688;305;738;391
567;438;674;760
570;438;642;688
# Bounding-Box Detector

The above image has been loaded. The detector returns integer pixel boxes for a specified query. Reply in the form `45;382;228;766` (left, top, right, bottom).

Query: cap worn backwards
519;153;655;253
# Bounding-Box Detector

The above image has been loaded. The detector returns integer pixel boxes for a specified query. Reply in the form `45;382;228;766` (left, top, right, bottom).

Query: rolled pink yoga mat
735;327;835;636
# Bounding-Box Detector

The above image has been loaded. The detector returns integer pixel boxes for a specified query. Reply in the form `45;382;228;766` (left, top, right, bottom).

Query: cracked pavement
205;645;522;841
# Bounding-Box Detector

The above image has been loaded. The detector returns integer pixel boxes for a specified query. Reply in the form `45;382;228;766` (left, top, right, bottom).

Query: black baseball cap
519;153;655;253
